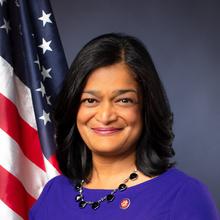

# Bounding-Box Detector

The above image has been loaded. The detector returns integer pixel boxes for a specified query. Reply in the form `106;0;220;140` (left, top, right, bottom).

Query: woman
29;33;220;219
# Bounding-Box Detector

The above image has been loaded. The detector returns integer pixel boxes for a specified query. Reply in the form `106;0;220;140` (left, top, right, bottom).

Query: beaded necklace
74;170;138;210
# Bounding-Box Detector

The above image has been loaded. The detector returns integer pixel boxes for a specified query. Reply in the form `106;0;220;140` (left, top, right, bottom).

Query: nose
95;101;117;124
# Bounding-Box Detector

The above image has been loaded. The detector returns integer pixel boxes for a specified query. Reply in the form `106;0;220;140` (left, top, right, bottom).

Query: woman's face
76;62;143;157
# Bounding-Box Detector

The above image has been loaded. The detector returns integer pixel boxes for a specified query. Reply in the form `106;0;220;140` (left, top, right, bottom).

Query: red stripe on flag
0;165;36;220
0;93;46;171
48;153;61;173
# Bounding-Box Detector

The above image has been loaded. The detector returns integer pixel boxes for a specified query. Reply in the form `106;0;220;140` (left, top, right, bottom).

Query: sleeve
170;179;220;220
29;177;57;220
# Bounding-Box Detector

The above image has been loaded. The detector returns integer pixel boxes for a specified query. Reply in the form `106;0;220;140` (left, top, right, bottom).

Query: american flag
0;0;68;219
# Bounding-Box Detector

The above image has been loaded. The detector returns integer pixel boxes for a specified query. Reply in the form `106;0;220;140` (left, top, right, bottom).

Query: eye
121;98;133;103
116;98;135;105
84;98;96;103
80;98;98;106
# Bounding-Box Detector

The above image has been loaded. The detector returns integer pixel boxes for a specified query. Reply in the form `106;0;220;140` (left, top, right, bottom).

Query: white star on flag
0;0;7;6
38;10;52;26
36;82;46;97
41;66;52;80
39;110;51;125
34;55;41;70
14;0;20;7
46;96;52;105
38;38;52;54
0;18;11;34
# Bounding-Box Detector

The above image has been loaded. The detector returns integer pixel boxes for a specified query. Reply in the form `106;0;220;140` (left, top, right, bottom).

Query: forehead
83;63;139;90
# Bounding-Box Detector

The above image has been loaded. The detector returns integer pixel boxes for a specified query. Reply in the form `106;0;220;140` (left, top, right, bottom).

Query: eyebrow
82;89;138;96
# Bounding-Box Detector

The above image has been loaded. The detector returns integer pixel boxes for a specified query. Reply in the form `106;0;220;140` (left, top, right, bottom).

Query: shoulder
37;175;71;195
162;167;200;183
29;175;71;219
168;168;220;220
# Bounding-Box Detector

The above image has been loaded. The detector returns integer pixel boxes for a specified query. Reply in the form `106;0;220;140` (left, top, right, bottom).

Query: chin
92;149;130;158
89;142;135;157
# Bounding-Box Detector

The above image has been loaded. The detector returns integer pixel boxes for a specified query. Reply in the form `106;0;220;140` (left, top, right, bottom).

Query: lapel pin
120;198;131;209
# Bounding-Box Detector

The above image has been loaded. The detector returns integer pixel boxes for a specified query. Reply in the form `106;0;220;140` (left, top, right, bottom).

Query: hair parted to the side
53;33;175;181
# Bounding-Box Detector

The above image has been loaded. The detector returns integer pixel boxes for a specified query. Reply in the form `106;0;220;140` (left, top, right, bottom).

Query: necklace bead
75;194;82;202
106;194;115;202
79;201;87;208
91;202;100;210
75;183;81;191
129;172;138;181
118;183;127;192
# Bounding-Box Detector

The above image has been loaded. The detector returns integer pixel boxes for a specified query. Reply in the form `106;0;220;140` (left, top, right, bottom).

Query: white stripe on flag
0;55;59;178
0;129;49;199
0;56;37;130
43;155;59;179
0;200;23;220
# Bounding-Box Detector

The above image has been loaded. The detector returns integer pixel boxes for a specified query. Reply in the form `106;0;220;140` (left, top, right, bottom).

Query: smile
91;127;123;135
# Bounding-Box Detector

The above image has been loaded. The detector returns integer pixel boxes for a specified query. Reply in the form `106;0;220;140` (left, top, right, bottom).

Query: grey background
50;0;220;208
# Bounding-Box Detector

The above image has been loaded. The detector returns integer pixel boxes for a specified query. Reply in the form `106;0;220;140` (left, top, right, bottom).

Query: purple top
29;168;220;219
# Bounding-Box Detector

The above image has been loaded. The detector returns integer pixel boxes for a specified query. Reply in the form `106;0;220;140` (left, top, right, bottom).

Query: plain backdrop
50;0;220;208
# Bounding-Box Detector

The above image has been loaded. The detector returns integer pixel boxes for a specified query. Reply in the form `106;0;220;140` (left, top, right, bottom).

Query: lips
91;127;123;135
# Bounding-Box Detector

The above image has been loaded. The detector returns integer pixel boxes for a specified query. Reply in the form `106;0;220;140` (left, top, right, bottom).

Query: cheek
120;107;142;126
76;107;95;125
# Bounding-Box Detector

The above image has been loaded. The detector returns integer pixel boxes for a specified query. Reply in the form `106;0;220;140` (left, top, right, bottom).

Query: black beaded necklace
74;170;138;210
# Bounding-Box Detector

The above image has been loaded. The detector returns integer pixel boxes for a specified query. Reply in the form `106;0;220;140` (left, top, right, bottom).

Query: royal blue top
29;168;220;220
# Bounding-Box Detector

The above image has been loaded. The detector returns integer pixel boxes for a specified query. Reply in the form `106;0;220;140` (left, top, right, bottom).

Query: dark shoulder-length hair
53;33;175;181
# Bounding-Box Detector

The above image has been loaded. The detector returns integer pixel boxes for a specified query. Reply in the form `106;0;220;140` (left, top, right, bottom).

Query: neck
85;152;136;189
